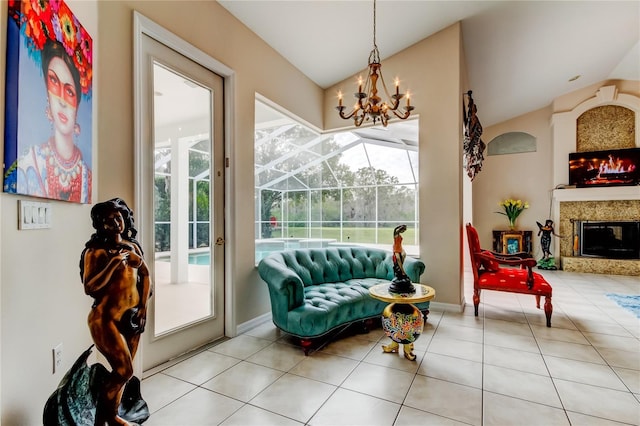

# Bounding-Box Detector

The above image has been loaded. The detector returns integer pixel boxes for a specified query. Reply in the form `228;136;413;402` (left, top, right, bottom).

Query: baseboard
429;299;466;313
237;312;272;335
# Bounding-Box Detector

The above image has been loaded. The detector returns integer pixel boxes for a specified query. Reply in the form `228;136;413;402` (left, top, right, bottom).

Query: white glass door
137;33;225;370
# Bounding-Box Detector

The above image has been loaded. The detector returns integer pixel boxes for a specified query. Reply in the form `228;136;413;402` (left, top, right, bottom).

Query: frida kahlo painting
4;0;93;203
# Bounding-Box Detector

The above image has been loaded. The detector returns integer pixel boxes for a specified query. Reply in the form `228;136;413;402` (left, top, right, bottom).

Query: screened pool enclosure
255;101;419;261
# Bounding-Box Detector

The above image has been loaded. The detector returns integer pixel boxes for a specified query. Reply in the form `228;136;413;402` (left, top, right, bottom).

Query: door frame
133;12;237;370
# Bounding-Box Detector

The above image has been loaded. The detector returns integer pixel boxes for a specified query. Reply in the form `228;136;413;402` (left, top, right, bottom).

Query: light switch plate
18;200;52;230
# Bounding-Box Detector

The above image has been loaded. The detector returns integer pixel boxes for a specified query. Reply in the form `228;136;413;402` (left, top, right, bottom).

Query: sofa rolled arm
403;256;426;283
258;257;305;313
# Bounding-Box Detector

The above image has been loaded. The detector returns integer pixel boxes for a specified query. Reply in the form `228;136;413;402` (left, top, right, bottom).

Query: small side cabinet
492;230;533;254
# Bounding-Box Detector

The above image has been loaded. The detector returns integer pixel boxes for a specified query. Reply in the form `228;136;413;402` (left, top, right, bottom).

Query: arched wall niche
487;131;536;155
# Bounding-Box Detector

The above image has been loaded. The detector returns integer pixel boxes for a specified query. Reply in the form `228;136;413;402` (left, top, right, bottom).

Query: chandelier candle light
496;198;529;230
336;0;414;127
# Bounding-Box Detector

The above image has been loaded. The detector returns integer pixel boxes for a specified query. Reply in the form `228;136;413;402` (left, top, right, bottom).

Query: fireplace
569;148;640;188
554;197;640;276
576;220;640;260
550;84;640;275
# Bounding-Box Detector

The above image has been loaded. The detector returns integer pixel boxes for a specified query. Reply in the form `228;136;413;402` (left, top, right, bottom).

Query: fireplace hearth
553;190;640;275
575;220;640;260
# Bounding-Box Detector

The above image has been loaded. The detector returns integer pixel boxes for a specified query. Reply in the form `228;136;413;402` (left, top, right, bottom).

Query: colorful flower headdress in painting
8;0;92;97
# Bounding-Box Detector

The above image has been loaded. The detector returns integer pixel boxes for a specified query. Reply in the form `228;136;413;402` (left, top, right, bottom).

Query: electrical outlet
53;343;63;374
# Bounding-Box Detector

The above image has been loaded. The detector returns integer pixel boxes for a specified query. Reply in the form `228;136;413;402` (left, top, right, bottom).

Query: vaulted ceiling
219;0;640;127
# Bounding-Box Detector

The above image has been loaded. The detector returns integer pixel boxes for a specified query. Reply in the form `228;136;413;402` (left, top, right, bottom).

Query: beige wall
0;0;323;422
472;106;553;255
0;2;98;423
324;23;467;307
460;32;473;274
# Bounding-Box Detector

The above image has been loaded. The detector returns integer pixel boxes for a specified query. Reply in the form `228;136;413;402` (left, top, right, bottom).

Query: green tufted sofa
257;246;429;354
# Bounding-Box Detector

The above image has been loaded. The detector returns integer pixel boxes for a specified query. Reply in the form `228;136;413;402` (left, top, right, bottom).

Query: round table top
369;283;436;304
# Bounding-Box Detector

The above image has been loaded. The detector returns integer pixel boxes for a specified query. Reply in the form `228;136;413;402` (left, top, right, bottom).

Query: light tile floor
142;270;640;425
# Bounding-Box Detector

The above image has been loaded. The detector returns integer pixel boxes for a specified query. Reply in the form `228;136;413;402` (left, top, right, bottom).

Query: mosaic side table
369;283;436;361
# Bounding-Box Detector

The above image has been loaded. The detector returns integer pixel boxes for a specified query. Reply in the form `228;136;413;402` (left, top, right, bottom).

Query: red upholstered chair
466;223;552;327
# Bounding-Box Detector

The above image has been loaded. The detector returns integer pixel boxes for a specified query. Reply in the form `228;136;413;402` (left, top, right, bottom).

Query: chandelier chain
373;0;377;49
369;0;380;64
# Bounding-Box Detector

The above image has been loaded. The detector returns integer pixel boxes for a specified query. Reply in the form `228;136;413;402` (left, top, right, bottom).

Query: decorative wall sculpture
463;90;486;181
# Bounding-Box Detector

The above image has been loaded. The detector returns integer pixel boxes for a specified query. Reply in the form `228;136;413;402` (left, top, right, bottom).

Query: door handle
215;237;225;246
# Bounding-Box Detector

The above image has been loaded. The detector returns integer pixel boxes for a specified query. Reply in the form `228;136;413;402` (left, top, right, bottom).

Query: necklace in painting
42;139;84;200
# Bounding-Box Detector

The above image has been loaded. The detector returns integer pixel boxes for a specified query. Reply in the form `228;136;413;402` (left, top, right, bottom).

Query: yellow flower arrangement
496;198;529;229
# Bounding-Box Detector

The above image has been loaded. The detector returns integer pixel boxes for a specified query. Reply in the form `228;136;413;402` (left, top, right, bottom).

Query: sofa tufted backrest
269;247;394;286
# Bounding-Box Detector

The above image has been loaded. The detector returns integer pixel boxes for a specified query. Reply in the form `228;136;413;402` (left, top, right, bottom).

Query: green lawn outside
272;226;418;245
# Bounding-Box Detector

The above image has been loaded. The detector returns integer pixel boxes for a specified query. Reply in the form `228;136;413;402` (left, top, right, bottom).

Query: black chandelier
336;0;414;127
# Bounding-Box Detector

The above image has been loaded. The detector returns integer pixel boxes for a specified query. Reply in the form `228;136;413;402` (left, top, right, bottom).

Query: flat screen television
569;147;640;187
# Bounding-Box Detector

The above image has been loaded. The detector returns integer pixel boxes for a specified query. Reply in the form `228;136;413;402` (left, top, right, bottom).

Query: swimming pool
188;252;211;265
155;251;211;265
156;238;388;265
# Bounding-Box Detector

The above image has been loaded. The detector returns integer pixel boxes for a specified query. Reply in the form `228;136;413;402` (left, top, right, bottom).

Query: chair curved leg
473;289;480;316
535;295;541;309
544;296;553;327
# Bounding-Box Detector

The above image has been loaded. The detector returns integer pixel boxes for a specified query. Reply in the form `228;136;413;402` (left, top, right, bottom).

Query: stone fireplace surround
552;187;639;275
551;85;640;276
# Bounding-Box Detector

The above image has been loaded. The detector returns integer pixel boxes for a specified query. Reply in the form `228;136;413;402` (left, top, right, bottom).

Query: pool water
189;252;211;265
159;238;366;266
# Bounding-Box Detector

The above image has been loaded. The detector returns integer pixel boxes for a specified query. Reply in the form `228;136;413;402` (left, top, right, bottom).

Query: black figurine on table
389;224;416;294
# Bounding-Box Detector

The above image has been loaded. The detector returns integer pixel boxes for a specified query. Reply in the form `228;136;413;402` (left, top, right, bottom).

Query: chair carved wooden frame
466;223;552;327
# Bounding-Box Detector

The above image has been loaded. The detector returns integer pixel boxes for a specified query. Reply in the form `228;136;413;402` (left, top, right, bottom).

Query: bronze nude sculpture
80;198;152;425
44;198;151;425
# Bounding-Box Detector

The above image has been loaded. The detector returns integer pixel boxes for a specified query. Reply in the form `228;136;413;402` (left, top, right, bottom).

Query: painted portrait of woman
3;0;93;203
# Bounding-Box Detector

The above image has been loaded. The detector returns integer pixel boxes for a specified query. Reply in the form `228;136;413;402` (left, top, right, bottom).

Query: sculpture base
537;257;558;270
388;276;415;295
43;346;150;425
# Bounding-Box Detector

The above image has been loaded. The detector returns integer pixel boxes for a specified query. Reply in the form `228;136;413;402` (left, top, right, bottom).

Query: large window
254;100;419;262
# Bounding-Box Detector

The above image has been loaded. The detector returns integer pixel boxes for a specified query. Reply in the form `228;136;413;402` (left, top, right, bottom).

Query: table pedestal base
381;340;417;361
369;284;435;362
380;303;424;362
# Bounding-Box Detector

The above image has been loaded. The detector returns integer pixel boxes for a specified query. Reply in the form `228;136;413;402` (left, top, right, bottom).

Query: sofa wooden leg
362;319;374;333
535;295;541;309
300;339;312;355
544;296;553;327
421;309;430;322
